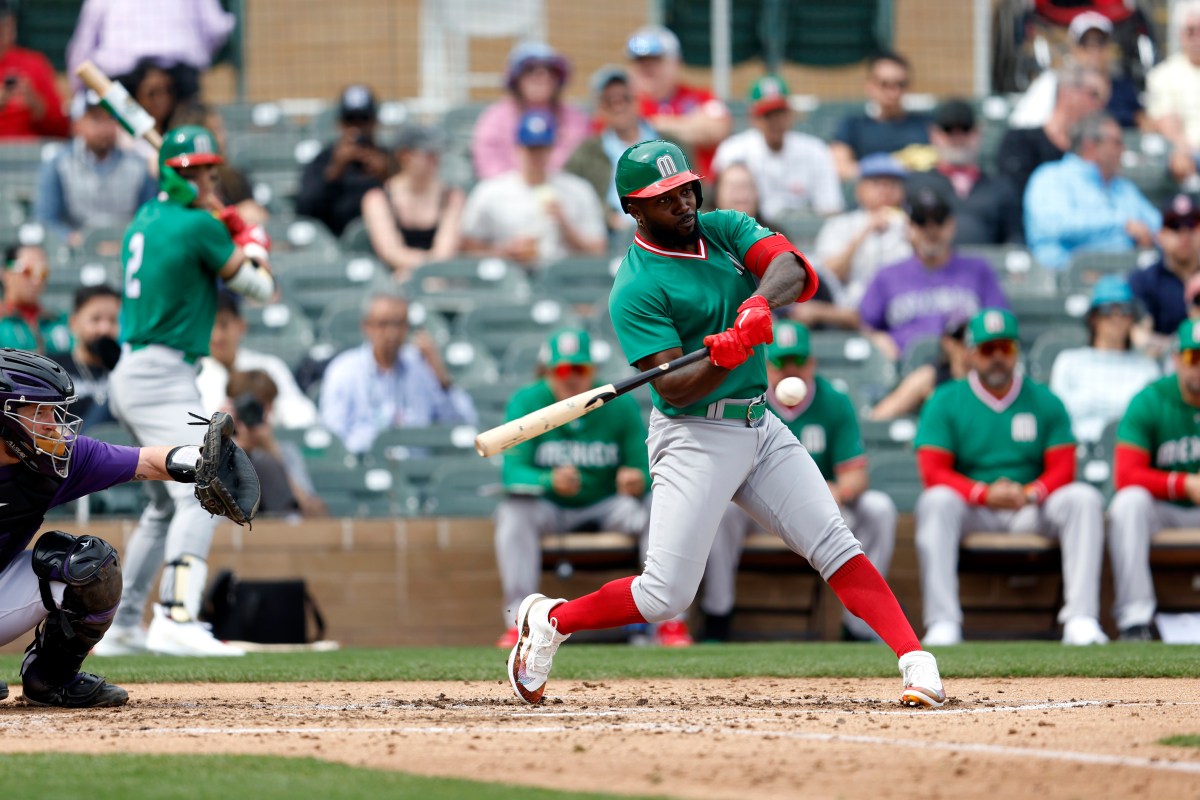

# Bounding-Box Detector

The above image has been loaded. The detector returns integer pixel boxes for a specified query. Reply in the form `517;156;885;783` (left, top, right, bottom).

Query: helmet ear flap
693;180;704;211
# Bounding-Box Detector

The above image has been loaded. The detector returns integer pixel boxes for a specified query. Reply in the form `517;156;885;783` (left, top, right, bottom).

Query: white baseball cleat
507;593;569;704
899;650;946;708
1062;616;1109;646
145;605;245;657
92;624;148;657
922;620;963;647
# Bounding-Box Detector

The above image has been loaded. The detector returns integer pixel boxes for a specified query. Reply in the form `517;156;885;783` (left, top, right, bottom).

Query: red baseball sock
549;576;645;635
827;554;921;657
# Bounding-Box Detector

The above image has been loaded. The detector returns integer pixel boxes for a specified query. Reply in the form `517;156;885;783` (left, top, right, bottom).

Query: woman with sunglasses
1049;275;1160;444
0;244;70;355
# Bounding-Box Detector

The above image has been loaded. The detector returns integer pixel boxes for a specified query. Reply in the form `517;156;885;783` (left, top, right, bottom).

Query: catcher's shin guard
160;553;208;622
21;531;122;694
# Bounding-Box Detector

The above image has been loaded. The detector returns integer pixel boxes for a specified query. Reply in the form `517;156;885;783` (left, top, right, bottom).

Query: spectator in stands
473;42;589;182
626;24;730;176
0;244;69;354
462;110;606;271
564;65;658;237
318;289;475;455
813;153;912;307
1146;0;1200;183
1009;11;1142;130
702;321;896;642
118;59;179;165
47;284;121;429
197;291;318;430
296;84;390;237
829;51;933;181
869;314;970;421
169;101;265;224
914;308;1108;647
0;0;69;139
225;369;327;519
67;0;234;103
715;163;857;332
859;187;1008;361
360;125;465;281
997;64;1109;208
493;328;650;648
1049;276;1160;444
1024;112;1160;271
1108;318;1200;641
906;98;1022;246
1131;194;1200;358
712;75;843;221
34;91;156;249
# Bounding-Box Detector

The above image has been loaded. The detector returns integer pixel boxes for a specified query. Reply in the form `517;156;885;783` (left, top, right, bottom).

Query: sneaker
898;650;946;708
1062;616;1109;646
146;605;245;657
654;619;694;647
22;671;128;708
1118;623;1155;642
92;625;148;657
923;620;963;647
507;593;569;704
495;626;519;649
0;680;7;701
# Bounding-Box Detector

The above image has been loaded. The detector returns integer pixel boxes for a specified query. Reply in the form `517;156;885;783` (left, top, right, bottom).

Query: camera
233;392;266;428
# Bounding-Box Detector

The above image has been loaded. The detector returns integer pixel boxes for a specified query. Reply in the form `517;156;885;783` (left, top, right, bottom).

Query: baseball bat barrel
474;346;710;457
75;60;162;148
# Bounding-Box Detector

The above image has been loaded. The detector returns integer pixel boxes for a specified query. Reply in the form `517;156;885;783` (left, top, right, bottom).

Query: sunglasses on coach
550;363;593;379
1181;349;1200;367
769;355;808;369
977;340;1016;358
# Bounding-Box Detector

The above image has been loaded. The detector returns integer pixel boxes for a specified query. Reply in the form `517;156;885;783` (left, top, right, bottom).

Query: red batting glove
218;207;272;256
218;206;247;235
704;328;751;369
733;295;773;347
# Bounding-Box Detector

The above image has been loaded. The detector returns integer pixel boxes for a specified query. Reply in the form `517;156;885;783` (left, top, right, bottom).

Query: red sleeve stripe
743;234;819;303
1114;442;1176;500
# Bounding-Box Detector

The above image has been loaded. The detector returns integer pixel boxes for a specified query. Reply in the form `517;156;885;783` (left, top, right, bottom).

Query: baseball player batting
508;140;946;708
0;349;256;706
97;125;274;657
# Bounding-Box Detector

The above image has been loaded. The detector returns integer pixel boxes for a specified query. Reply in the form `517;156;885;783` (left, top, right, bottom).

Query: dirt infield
2;678;1198;798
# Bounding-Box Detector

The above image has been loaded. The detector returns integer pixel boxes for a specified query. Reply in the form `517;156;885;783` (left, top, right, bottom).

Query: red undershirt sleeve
1025;443;1076;503
743;234;819;303
1115;443;1187;501
917;447;988;504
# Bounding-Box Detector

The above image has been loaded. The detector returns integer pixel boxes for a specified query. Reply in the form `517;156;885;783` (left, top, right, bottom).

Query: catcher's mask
0;349;82;478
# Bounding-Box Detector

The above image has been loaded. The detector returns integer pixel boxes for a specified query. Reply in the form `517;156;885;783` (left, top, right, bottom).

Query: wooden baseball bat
75;60;162;149
474;346;710;457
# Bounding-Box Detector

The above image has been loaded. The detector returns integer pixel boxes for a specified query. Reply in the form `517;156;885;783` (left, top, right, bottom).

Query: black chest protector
0;466;65;569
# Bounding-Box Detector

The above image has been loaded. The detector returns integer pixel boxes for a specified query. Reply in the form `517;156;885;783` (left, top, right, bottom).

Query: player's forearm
638;348;728;408
754;254;808;310
133;446;175;482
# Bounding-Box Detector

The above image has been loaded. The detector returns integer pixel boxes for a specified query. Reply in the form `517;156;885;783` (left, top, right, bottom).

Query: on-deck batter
507;139;946;707
98;125;275;657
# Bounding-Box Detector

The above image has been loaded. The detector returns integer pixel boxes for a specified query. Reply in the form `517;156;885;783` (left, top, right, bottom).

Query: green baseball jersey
0;308;71;355
915;374;1074;484
1117;375;1200;506
501;379;650;509
768;375;864;480
608;209;775;416
119;198;235;359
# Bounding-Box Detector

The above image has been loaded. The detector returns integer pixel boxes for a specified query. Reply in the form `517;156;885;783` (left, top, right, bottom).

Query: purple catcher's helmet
0;348;82;478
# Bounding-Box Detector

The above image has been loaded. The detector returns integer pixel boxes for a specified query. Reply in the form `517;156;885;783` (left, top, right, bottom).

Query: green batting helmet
159;125;224;173
615;140;704;205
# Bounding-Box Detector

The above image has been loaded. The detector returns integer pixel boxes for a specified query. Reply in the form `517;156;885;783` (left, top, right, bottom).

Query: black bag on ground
203;570;326;644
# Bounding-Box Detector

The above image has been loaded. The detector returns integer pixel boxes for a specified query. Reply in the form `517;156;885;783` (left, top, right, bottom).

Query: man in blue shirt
1024;111;1160;270
318;290;477;454
1129;194;1200;358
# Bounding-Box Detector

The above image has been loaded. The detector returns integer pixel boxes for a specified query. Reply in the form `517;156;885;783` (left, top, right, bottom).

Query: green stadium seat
402;256;532;316
274;250;384;319
1060;250;1148;294
1009;294;1088;351
240;300;316;370
84;422;136;446
899;335;940;378
263;215;342;259
808;332;896;412
421;459;503;516
1027;326;1089;383
306;460;417;517
773;210;827;250
313;293;453;356
454;300;582;362
534;255;620;311
465;379;526;429
339;217;374;255
959;244;1056;298
276;425;355;467
498;330;623;383
441;338;501;386
859;416;917;456
867;450;923;513
0;140;54;203
368;424;480;463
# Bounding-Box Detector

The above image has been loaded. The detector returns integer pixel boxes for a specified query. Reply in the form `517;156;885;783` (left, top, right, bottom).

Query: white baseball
775;376;808;405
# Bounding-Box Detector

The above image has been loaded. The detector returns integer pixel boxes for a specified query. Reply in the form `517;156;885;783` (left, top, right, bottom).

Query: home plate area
1;678;1198;799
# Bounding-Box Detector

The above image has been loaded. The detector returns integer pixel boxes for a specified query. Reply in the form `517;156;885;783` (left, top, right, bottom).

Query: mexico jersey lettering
915;372;1074;485
609;210;774;416
1118;375;1200;504
767;375;864;480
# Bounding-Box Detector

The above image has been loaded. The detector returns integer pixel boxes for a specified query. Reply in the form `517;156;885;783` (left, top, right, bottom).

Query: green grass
0;754;668;800
1160;735;1200;748
1;641;1199;685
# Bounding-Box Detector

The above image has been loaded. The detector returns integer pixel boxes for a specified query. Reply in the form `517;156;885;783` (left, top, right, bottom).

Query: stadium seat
227;129;320;173
402;256;532;316
808;332;896;412
305;460;417;517
441;338;501;386
899;335;940;378
534;255;620;311
240;300;316;370
454;299;582;362
465;378;526;429
339;217;374;254
773;210;827;250
368;423;480;463
313;293;453;356
1009;294;1088;350
276;425;356;468
866;450;922;513
1060;249;1149;294
498;330;623;382
0;140;55;203
273;250;384;319
1027;326;1088;383
959;244;1055;298
263;215;342;259
421;459;503;517
859;416;918;456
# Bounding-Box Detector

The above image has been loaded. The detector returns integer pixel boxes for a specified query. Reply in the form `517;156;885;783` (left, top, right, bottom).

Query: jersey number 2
125;232;144;299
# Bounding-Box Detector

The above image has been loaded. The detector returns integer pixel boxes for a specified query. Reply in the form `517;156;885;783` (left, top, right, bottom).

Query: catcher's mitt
192;412;261;526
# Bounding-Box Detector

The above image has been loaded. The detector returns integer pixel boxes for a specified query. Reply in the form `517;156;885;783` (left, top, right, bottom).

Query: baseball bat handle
474;346;710;457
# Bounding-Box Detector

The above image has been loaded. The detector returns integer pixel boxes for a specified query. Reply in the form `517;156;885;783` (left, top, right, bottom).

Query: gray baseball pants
914;483;1105;629
702;489;896;638
1107;486;1200;630
631;409;863;623
495;493;649;623
108;345;219;626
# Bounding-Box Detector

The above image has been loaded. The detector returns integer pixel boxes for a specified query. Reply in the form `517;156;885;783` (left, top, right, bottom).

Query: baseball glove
192;412;261;526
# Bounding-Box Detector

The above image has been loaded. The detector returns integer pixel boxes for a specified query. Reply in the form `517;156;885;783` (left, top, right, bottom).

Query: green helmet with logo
158;125;223;176
615;139;704;207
